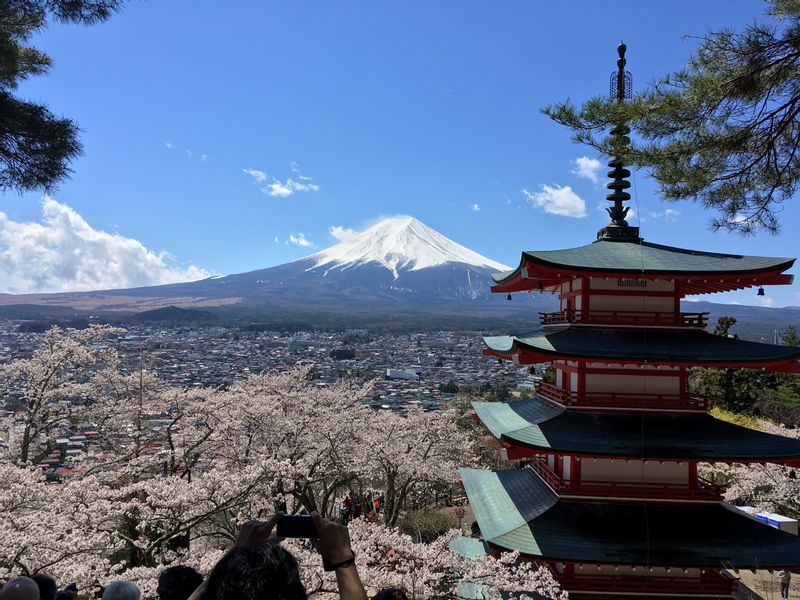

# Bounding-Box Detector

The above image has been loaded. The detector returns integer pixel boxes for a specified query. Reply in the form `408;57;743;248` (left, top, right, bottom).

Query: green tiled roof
473;399;800;460
492;239;794;282
483;327;800;364
461;468;800;568
448;536;491;559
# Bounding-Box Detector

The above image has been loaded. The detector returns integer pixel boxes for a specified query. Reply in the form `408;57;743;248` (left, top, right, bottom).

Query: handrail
535;381;711;411
539;309;709;328
529;458;722;501
556;573;735;594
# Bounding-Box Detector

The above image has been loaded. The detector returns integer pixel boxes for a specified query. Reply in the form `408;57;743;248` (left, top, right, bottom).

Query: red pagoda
460;44;800;599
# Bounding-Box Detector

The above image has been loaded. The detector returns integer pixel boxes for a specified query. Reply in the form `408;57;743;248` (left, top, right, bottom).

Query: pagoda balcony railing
554;573;736;596
539;309;709;328
535;381;711;411
529;457;722;501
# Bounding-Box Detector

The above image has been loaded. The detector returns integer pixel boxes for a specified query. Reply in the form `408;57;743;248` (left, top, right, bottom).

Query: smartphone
276;514;318;538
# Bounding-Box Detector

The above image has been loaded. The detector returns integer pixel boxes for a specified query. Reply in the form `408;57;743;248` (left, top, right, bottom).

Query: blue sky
3;0;799;307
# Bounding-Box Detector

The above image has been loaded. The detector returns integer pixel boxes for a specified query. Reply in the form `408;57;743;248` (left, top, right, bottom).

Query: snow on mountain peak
306;215;509;278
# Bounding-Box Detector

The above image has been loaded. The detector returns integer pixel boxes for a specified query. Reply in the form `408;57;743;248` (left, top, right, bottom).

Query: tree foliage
544;0;800;234
0;326;565;599
0;0;123;193
691;316;800;419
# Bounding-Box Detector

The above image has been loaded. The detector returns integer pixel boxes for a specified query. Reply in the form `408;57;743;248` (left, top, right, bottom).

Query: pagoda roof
473;399;800;462
461;467;800;568
483;327;800;371
491;238;794;294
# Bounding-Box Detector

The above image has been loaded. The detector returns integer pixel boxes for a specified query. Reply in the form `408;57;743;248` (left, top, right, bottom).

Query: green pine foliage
544;0;800;234
0;0;123;193
691;316;800;420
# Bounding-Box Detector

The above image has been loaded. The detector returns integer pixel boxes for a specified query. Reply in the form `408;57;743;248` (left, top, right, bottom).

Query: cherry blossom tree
702;420;800;517
285;519;567;599
0;330;566;599
356;406;475;526
0;325;121;465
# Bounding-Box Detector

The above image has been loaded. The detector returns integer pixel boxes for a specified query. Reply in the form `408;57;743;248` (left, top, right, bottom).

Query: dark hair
372;589;409;600
31;573;59;600
203;541;307;600
157;565;203;600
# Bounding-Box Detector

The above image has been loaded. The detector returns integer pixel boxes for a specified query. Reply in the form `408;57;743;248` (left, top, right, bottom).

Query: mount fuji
0;216;550;327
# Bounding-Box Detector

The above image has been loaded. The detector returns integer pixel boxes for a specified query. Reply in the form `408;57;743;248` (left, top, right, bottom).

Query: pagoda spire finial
598;42;640;241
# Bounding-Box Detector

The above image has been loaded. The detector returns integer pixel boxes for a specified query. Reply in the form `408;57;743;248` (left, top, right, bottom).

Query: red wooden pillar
571;456;581;488
680;365;689;405
688;461;698;488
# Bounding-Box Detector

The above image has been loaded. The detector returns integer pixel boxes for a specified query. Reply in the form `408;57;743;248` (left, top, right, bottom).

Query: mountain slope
0;215;796;335
0;216;523;318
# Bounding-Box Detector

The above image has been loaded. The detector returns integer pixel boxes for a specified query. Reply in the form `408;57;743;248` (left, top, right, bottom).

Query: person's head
101;581;140;600
203;541;307;600
0;577;40;600
156;566;203;600
30;574;57;600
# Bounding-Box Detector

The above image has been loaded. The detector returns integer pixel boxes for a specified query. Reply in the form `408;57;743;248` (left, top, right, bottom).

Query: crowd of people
0;568;196;600
0;513;408;600
339;492;384;524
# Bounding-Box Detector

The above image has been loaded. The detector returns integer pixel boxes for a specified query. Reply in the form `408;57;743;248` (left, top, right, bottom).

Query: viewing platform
528;457;722;502
538;309;709;329
535;381;711;412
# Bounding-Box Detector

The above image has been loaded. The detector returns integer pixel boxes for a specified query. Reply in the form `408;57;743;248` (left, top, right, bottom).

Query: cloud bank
0;198;209;294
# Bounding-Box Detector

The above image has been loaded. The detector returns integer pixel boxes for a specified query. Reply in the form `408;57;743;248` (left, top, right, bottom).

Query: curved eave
472;399;800;463
491;262;794;294
483;329;800;373
490;244;795;295
461;468;800;569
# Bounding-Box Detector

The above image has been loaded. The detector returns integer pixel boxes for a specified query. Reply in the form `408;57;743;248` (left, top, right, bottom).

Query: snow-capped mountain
0;216;547;327
306;216;508;277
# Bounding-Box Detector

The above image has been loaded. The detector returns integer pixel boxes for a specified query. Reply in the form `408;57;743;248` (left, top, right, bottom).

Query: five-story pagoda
461;44;800;599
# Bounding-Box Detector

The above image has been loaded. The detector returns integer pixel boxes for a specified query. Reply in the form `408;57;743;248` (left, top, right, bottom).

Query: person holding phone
188;512;367;600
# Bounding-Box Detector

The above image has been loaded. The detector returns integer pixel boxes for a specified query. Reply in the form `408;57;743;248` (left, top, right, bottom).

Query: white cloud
165;142;174;150
470;203;480;212
572;156;603;183
759;296;775;308
186;150;193;159
243;168;268;183
287;233;313;248
522;185;587;218
273;235;279;244
0;197;209;294
200;154;208;162
243;165;320;198
648;208;680;222
329;226;359;243
267;181;294;198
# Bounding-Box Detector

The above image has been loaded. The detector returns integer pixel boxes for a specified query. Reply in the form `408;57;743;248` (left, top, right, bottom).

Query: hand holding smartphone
276;514;319;538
